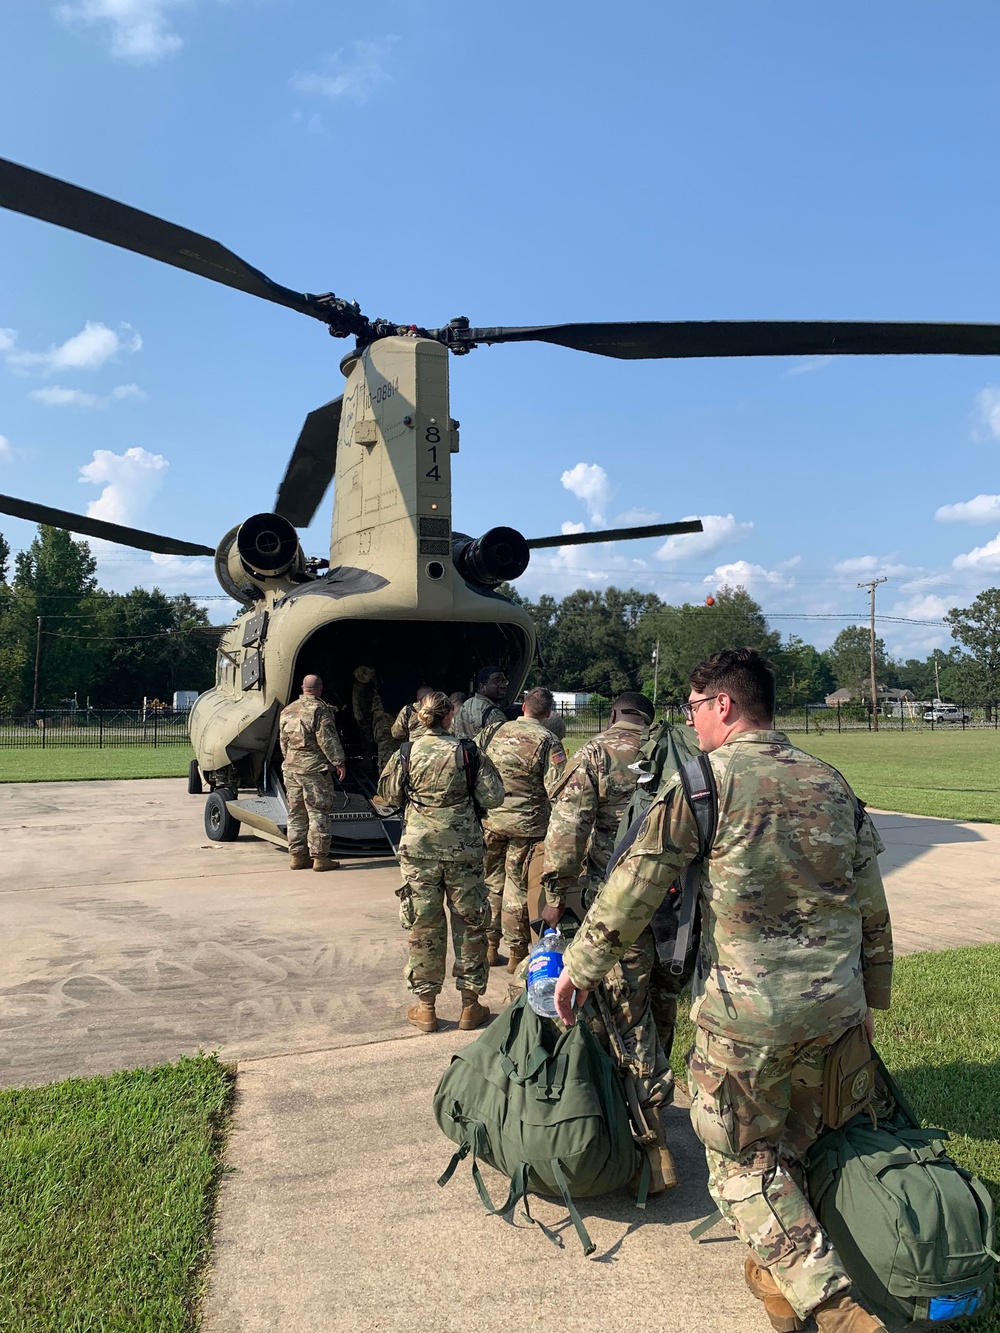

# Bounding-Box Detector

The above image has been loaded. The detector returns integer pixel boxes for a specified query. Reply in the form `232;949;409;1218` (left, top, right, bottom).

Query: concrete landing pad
202;1032;748;1333
2;780;1000;1087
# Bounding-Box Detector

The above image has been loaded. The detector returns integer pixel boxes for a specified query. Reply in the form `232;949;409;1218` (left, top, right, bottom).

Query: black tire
188;758;204;795
204;788;239;841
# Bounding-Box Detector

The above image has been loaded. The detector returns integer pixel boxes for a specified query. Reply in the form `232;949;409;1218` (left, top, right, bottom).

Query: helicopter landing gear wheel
205;788;239;841
188;759;203;794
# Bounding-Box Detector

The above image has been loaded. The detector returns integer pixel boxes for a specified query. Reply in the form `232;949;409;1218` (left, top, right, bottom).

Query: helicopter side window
217;651;237;689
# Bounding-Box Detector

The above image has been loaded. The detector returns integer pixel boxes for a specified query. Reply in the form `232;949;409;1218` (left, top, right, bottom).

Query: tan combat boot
811;1293;888;1333
458;991;490;1030
312;855;340;872
408;998;438;1033
485;941;506;967
744;1257;805;1333
506;947;528;975
288;852;311;870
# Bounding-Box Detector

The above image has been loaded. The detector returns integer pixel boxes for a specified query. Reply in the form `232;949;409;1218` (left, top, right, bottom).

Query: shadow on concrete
871;812;985;877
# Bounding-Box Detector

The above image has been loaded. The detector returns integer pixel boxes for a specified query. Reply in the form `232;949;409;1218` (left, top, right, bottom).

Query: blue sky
3;1;1000;657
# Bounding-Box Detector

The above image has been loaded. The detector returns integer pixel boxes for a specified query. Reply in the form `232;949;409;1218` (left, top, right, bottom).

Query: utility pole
857;578;887;732
32;615;42;715
652;639;660;708
934;655;941;703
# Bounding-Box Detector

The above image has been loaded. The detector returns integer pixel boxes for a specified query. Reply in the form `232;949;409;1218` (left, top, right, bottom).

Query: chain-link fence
554;699;1000;740
0;708;192;748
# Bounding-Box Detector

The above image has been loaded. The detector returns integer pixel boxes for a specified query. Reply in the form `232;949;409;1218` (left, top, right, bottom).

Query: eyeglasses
680;695;718;722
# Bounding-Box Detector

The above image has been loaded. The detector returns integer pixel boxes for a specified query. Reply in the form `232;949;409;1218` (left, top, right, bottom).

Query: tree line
501;583;1000;706
0;526;217;712
4;524;999;711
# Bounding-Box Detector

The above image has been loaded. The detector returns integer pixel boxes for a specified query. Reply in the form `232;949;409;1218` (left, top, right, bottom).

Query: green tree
823;625;890;704
945;589;1000;702
87;589;217;706
0;527;100;711
772;636;835;705
638;586;780;701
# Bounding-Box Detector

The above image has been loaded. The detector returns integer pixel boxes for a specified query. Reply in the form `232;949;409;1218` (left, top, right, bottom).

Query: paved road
3;778;999;1331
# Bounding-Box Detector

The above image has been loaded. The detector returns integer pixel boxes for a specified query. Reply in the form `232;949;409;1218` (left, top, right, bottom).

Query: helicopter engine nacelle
216;512;305;603
451;527;530;588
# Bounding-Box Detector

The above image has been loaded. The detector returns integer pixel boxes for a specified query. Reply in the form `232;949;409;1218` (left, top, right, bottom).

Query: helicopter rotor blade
526;518;703;550
461;321;1000;360
0;157;363;333
273;397;343;528
0;494;215;557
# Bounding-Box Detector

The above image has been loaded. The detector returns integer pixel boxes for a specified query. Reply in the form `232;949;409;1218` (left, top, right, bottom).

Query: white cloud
560;461;614;524
0;434;12;463
656;512;752;562
292;37;399;103
890;593;949;621
56;0;184;62
561;520;586;536
832;554;913;578
29;383;145;409
79;446;168;524
935;494;1000;524
5;322;142;375
0;329;16;352
952;532;1000;572
972;388;1000;442
706;560;794;594
785;355;833;377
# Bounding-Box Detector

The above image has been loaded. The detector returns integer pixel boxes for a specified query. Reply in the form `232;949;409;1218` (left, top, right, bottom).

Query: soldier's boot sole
312;857;340;872
812;1293;888;1333
408;1002;438;1033
458;993;490;1030
744;1258;805;1333
288;853;311;870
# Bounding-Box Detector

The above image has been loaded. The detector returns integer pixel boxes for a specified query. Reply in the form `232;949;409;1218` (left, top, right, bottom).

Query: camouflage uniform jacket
561;730;893;1046
452;693;506;741
390;702;423;742
480;717;568;840
540;720;645;906
279;695;345;775
377;728;506;862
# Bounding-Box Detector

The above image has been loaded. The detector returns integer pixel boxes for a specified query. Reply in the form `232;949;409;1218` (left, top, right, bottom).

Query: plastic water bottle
526;928;572;1018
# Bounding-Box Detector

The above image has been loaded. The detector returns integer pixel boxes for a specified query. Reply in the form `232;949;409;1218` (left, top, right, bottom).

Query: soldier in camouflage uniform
278;674;346;872
377;690;505;1034
481;686;567;969
390;685;435;744
554;649;893;1333
352;665;394;772
539;690;677;1192
451;666;508;740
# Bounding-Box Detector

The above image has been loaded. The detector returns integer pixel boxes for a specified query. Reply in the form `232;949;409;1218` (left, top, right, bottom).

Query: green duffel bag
806;1057;998;1330
433;993;646;1255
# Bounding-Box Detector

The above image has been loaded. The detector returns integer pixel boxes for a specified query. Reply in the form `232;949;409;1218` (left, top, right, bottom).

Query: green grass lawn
794;729;1000;823
0;1053;235;1333
0;745;195;782
670;941;1000;1331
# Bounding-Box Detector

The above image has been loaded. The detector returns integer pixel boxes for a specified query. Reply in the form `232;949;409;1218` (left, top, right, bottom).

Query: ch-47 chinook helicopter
4;158;1000;854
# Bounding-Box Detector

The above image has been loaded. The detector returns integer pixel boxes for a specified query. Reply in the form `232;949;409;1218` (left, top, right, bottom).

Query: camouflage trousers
284;769;335;857
483;831;539;953
397;854;489;999
596;927;675;1112
687;1024;852;1319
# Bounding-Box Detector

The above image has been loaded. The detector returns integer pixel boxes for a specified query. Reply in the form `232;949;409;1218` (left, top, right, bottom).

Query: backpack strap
398;741;413;808
670;753;718;976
